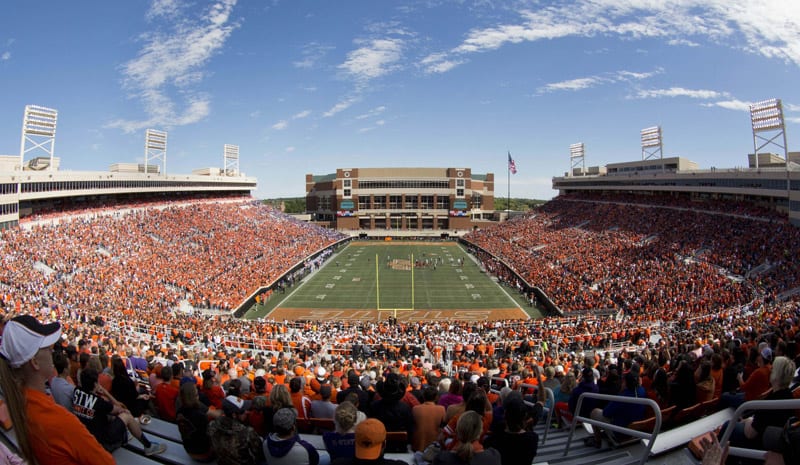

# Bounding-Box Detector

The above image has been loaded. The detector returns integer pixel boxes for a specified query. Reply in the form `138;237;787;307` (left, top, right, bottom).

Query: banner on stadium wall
449;210;467;217
337;211;354;217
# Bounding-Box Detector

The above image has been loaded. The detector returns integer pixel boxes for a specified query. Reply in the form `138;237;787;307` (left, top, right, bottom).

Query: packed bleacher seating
1;194;800;464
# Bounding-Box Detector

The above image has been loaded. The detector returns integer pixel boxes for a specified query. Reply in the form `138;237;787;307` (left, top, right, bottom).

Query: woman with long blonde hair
265;383;293;433
0;315;113;464
433;411;500;465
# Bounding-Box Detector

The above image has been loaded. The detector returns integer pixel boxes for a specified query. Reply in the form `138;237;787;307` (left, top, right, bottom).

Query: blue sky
1;0;798;200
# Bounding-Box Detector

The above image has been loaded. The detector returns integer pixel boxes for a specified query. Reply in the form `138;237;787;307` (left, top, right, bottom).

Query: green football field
246;241;531;321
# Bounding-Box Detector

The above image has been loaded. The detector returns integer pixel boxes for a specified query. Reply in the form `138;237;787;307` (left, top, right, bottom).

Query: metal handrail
490;376;509;389
519;384;555;444
564;392;661;465
718;398;800;461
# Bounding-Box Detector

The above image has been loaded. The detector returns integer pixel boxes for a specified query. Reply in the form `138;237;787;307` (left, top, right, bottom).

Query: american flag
508;152;517;174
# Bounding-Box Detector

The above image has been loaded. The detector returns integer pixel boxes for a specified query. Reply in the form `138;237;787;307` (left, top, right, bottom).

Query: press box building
305;167;495;232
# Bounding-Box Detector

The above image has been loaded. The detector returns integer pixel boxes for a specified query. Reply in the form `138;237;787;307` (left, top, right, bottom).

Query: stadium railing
718;398;800;462
564;392;661;465
519;384;555;444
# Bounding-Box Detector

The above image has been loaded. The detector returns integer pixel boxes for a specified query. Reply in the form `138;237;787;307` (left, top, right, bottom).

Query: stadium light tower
569;143;585;177
19;105;58;170
144;129;167;175
749;98;787;169
223;144;239;176
641;126;663;161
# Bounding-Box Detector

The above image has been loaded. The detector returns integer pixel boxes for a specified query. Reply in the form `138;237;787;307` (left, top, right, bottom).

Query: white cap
0;315;61;368
316;366;327;378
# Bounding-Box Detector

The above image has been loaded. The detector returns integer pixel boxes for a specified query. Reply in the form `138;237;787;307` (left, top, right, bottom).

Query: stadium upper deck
1;105;257;230
552;155;800;226
0;161;257;230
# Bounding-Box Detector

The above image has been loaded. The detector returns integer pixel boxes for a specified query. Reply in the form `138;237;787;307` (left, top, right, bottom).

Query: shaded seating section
717;399;800;463
309;417;335;434
668;402;707;428
628;405;675;434
0;403;164;465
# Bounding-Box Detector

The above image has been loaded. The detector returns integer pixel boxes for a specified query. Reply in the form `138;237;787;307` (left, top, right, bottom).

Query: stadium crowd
1;194;800;464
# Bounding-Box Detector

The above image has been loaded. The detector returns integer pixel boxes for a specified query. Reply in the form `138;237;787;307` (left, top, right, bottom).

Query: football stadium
2;101;800;465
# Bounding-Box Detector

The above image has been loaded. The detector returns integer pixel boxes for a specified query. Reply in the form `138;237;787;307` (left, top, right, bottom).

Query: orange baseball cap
355;419;386;460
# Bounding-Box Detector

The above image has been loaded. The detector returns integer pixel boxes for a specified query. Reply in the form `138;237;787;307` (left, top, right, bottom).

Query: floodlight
20;104;58;170
224;144;240;176
224;144;239;159
750;99;784;132
145;129;168;175
145;129;167;150
640;126;663;161
640;127;662;148
569;142;585;176
749;98;787;169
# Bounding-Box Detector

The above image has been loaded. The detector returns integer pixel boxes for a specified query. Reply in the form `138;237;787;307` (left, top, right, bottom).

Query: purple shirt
438;393;463;409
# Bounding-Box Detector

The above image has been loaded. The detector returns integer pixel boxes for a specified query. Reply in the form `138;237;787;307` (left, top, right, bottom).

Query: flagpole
507;151;511;218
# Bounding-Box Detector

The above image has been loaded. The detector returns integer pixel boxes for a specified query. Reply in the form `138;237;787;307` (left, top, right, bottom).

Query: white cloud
339;38;404;81
784;103;800;112
250;110;261;118
285;146;296;153
421;1;800;73
355;106;386;120
420;54;467;74
147;0;181;20
270;110;311;130
636;87;729;99
293;42;334;69
538;68;661;94
107;0;239;133
324;96;360;117
667;38;700;47
358;118;387;133
540;77;605;93
702;99;753;111
786;116;800;124
616;69;662;80
0;51;9;61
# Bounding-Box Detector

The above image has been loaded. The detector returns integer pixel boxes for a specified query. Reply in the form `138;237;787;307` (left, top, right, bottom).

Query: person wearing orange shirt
201;368;225;409
411;385;446;452
289;376;312;432
0;315;114;465
722;346;773;409
154;365;180;421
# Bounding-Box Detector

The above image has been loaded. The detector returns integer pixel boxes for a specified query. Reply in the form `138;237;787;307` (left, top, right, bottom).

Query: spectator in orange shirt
290;376;312;432
155;365;180;421
722;346;773;409
0;315;114;465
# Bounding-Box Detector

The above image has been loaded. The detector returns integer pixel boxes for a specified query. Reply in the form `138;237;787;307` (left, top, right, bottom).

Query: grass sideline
244;241;543;320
